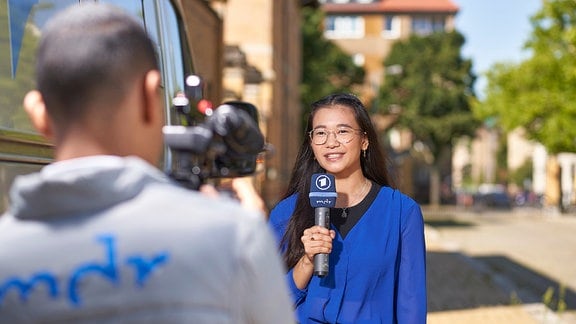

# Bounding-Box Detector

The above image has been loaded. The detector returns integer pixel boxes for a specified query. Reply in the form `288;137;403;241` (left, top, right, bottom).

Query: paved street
424;206;576;323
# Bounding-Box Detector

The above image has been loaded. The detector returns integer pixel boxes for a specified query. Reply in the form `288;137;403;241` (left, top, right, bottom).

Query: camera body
163;76;265;190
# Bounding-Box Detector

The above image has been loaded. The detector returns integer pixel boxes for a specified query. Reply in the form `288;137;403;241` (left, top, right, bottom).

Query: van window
0;0;80;212
0;0;79;133
101;0;193;125
98;1;144;23
143;0;189;125
141;0;195;170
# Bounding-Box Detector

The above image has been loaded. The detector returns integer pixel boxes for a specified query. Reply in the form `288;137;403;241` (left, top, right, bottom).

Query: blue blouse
268;186;427;324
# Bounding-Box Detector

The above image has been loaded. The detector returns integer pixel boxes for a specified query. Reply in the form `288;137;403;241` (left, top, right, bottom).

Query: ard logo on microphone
315;175;332;191
309;173;337;207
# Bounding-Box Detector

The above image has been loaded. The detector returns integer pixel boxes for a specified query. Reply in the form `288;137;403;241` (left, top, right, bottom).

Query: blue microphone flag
309;173;337;208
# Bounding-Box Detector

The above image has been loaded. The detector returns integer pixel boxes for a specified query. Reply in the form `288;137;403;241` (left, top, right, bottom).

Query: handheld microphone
309;173;337;277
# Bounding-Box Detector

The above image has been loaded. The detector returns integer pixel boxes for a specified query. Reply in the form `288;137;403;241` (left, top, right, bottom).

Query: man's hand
199;177;267;216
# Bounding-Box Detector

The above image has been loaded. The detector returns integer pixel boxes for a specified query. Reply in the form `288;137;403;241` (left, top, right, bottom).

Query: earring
362;149;367;158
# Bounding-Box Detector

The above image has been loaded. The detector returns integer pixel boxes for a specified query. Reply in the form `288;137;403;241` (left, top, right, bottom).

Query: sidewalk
428;304;574;324
424;207;576;323
429;304;549;324
426;227;557;323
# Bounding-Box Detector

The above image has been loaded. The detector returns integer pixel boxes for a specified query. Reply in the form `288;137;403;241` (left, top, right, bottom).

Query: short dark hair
36;3;159;127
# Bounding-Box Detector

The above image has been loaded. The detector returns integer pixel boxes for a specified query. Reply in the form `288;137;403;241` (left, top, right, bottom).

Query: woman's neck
334;174;370;208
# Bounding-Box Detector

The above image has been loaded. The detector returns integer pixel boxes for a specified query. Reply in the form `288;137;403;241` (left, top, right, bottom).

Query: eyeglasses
308;126;365;145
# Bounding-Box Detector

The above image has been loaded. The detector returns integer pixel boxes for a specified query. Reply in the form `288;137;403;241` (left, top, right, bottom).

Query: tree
300;7;365;131
474;0;576;212
377;31;477;206
474;0;576;154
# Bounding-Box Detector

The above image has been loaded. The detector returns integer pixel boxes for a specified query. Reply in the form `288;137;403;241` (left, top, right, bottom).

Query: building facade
319;0;458;104
210;0;312;207
318;0;458;199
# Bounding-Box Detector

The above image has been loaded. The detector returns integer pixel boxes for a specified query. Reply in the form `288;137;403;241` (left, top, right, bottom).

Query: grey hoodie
0;156;294;324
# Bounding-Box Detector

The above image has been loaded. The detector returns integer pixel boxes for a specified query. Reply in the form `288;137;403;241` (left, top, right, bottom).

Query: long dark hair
280;93;395;269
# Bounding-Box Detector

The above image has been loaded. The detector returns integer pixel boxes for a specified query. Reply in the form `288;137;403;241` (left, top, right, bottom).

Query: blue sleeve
396;200;427;323
268;195;297;245
268;195;307;306
286;267;308;307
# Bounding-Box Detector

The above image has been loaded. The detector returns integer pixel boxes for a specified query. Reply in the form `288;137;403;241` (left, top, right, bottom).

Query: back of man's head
36;3;159;129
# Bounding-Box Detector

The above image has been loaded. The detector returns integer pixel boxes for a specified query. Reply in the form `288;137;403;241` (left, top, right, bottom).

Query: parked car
472;184;513;210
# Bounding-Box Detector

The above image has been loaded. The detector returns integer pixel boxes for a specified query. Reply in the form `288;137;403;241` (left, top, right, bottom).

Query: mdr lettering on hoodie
0;234;170;306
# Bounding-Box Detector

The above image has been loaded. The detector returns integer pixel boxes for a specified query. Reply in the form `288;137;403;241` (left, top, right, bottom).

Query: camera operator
0;3;293;323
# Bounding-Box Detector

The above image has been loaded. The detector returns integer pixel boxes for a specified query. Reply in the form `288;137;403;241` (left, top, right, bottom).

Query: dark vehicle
0;0;223;212
472;184;513;210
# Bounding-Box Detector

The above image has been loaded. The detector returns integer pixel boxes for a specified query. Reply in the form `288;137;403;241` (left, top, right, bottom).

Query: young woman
269;93;427;323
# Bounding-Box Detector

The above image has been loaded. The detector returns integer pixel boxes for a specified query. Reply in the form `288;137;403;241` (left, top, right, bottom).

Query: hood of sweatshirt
8;156;170;220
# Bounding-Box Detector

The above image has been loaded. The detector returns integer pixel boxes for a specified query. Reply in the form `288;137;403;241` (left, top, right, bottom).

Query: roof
322;0;459;14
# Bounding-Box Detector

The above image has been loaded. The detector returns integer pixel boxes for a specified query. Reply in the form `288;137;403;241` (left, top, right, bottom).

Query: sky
452;0;542;98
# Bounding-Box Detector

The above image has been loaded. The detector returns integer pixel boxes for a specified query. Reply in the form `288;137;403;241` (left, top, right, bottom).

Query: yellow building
319;0;458;200
211;0;467;205
319;0;458;104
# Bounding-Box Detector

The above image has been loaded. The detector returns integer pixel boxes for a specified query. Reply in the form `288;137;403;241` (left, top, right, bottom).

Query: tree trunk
545;155;562;213
429;165;441;208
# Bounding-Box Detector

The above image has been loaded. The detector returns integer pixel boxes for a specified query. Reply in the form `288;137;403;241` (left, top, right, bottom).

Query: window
140;0;196;172
0;0;80;213
382;15;400;39
325;15;365;39
141;0;194;96
0;0;79;133
98;1;144;23
411;16;446;35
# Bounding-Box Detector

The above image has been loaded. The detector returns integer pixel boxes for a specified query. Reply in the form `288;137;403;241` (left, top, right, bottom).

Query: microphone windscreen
309;173;337;208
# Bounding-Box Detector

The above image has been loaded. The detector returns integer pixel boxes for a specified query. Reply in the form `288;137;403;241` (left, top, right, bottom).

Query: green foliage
300;7;365;127
509;291;522;305
542;285;567;314
509;158;533;187
496;133;508;184
377;31;478;161
475;0;576;154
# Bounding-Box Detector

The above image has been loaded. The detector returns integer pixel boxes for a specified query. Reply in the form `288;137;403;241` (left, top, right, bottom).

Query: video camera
162;75;265;190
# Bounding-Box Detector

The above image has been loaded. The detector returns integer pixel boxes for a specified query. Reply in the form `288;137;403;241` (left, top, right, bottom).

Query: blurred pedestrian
269;93;427;323
0;3;293;323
